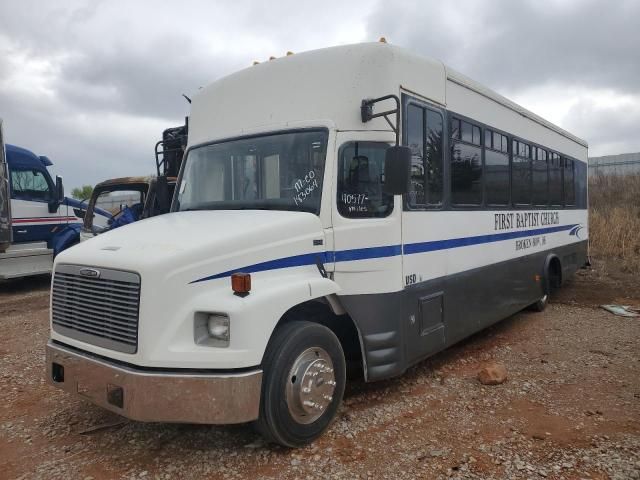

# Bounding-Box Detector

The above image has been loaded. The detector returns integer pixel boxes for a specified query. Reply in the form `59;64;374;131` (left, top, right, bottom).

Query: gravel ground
0;260;639;479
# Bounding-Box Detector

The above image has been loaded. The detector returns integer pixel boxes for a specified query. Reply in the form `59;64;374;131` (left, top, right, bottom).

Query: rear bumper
46;341;263;424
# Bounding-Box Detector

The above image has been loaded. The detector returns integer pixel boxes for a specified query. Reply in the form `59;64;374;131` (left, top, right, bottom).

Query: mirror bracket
360;94;401;145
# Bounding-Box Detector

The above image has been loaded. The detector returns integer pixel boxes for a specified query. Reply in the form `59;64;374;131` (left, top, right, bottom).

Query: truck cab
0;119;110;279
80;176;176;241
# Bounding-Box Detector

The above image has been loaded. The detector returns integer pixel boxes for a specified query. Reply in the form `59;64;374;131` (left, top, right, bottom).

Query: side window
563;158;575;206
512;140;532;205
406;104;444;208
532;147;549;206
451;117;482;205
484;129;510;206
10;168;52;201
426;110;444;205
575;160;587;208
549;153;563;206
407;104;425;205
337;142;393;218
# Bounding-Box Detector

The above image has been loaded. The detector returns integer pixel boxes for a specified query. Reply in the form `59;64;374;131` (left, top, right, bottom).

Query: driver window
337;142;393;218
11;168;52;201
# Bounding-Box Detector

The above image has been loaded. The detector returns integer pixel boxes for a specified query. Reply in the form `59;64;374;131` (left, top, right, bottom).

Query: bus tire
256;321;346;448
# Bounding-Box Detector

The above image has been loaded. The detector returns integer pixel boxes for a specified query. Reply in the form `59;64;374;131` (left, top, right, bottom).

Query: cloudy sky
1;0;638;189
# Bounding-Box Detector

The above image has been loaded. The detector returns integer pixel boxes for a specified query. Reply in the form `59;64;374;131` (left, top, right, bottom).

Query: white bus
46;42;588;447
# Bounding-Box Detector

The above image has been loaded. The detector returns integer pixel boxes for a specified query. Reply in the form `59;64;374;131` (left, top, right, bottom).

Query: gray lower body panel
340;240;588;382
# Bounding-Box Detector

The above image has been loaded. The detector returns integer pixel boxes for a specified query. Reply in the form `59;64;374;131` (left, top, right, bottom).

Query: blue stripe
403;224;577;255
332;244;402;262
190;252;330;283
190;223;578;284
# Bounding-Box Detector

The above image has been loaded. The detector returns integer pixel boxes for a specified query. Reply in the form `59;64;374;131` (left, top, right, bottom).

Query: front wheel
256;321;346;447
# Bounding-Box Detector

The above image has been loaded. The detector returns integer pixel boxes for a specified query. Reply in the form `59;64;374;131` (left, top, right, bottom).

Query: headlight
194;313;229;348
207;314;230;343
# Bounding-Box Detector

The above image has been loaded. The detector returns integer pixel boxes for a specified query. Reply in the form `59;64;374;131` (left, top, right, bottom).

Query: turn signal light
231;273;251;296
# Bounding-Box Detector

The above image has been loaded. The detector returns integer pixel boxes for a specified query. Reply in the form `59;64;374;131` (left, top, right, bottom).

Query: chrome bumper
46;341;263;424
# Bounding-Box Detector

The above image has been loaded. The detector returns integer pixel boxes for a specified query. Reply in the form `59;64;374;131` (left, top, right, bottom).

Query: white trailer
46;42;588;446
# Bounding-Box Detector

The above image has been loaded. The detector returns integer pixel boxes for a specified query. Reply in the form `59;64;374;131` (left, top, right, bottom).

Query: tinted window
337;142;393;218
450;118;460;139
407;104;425;205
532;147;548;206
512;141;531;205
549;153;562;206
485;128;509;205
425;110;444;205
407;104;443;208
575;160;587;208
563;158;575;206
10;168;52;201
451;119;482;205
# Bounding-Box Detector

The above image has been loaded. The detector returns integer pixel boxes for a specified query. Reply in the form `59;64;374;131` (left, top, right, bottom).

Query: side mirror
383;146;411;195
56;175;64;202
155;175;170;214
48;175;65;213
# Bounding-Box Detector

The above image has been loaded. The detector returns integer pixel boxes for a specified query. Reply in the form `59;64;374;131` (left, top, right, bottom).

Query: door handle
17;229;27;234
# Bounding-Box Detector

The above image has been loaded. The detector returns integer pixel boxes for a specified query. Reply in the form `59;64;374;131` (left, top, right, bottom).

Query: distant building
588;152;640;176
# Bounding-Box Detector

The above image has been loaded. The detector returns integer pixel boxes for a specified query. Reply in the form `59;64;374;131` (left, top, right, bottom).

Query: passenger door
0;120;11;250
331;132;403;296
401;98;448;363
10;167;60;243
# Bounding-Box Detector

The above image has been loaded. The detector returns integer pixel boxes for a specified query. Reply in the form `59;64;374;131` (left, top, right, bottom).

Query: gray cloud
0;0;638;190
367;0;640;95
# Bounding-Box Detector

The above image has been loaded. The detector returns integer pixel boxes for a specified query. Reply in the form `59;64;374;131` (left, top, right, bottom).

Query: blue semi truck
0;119;110;279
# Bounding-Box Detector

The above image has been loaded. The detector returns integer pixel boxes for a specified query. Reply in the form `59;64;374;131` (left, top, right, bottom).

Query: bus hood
54;210;327;284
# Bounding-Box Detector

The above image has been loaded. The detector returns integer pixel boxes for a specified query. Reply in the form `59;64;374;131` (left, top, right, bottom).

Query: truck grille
52;264;141;354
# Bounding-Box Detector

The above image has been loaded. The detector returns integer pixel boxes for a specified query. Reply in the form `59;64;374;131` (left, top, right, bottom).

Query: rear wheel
256;321;346;447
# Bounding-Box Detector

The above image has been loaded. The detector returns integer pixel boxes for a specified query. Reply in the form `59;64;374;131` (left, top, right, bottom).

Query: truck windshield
176;130;328;214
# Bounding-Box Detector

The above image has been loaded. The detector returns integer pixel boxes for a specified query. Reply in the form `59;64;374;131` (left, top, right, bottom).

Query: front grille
52;264;141;354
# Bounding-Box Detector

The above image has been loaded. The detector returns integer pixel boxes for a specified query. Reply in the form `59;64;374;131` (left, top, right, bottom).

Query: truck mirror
155;175;170;214
383;146;411;195
48;175;65;213
56;175;64;202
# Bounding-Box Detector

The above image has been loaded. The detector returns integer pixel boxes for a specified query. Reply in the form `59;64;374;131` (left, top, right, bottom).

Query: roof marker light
269;56;276;61
286;51;294;56
379;37;387;43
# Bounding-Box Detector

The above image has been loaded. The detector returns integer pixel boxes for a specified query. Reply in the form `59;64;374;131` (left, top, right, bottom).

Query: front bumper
46;341;263;424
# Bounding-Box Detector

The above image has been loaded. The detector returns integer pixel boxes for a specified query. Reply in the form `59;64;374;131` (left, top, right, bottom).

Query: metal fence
589;152;640;176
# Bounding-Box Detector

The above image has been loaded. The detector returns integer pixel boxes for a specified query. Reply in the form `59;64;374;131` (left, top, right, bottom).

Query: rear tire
256;321;346;447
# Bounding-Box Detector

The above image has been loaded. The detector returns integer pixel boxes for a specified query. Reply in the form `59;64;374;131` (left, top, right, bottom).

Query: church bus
46;41;588;447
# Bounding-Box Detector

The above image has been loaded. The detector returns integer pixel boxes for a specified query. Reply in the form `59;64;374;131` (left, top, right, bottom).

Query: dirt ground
0;258;639;480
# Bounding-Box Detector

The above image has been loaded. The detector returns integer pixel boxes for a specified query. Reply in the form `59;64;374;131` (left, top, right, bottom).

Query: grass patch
589;174;640;272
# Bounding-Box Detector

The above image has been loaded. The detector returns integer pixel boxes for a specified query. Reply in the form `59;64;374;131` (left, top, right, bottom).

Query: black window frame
449;113;484;208
336;140;394;219
402;95;446;211
400;98;585;212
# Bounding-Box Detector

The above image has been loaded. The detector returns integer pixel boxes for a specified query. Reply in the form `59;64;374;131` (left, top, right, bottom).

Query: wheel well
547;256;562;291
271;299;364;378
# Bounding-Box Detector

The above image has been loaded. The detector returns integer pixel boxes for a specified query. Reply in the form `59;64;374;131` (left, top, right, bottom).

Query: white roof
188;42;587;152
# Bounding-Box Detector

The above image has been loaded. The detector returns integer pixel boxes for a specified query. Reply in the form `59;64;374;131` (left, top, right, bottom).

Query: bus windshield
176;130;328;214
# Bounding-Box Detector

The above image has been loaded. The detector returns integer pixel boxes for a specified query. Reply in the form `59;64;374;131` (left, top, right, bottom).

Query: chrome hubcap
286;347;336;424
